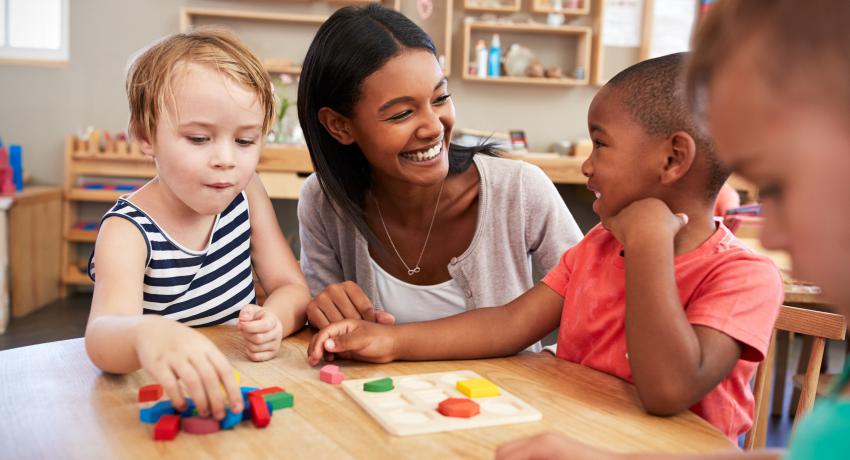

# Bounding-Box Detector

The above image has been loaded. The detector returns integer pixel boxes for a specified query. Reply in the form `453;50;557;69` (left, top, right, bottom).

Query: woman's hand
307;281;395;328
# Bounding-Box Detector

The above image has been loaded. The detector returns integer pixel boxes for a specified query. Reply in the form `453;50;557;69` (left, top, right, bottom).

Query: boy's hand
603;198;688;247
136;319;243;420
495;432;619;460
237;304;283;361
306;281;396;329
306;319;397;366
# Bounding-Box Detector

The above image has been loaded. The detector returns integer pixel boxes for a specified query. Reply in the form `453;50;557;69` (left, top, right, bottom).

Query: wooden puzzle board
341;370;542;436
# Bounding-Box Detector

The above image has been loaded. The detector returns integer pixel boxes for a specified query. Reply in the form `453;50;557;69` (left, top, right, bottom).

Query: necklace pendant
408;267;421;276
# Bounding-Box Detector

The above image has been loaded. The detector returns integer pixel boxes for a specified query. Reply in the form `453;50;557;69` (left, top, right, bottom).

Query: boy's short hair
126;28;275;143
606;52;728;199
687;0;850;120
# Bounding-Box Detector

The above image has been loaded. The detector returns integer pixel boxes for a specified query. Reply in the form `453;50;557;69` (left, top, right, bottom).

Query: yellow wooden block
456;378;500;398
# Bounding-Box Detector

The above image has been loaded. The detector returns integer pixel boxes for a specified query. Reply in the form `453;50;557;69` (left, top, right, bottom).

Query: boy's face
583;87;666;222
345;49;454;189
708;42;850;309
140;62;263;215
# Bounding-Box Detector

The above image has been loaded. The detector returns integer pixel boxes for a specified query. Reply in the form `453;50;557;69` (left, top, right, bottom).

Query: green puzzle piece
363;377;394;393
265;391;294;410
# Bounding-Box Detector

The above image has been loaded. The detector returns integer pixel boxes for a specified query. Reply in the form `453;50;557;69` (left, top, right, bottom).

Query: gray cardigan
298;154;583;311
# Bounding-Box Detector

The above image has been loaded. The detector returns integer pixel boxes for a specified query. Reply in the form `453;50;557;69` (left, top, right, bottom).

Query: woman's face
707;41;850;313
346;49;454;189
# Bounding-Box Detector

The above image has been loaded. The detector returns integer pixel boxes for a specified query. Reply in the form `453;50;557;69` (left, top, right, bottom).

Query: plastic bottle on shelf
488;34;501;77
475;40;488;78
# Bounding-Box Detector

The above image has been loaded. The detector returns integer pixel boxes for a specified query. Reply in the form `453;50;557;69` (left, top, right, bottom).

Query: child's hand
603;198;688;247
495;432;619;460
306;281;396;329
306;319;397;366
237;304;283;361
136;319;243;420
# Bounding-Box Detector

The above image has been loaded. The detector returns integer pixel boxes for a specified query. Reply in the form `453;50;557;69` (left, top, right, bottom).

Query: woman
296;4;581;339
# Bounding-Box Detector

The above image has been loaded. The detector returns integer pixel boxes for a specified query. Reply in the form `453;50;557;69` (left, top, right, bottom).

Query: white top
369;257;466;324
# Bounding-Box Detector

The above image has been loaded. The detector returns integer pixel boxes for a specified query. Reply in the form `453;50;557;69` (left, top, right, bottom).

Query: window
0;0;69;63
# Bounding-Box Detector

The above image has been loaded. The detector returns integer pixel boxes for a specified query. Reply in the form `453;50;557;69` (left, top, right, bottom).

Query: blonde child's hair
126;28;275;143
686;0;850;119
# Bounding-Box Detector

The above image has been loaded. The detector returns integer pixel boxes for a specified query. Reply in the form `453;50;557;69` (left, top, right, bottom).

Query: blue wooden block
241;398;252;422
240;386;259;400
140;400;176;424
83;183;105;190
220;408;242;430
179;398;196;418
115;184;136;191
82;223;99;231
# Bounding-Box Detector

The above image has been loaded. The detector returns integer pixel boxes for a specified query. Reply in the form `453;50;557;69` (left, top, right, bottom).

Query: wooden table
0;328;735;459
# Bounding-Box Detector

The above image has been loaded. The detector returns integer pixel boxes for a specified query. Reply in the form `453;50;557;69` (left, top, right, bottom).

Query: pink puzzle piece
319;364;345;384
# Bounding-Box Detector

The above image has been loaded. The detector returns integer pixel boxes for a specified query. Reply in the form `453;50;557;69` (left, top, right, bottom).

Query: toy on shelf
0;145;15;195
341;370;541;436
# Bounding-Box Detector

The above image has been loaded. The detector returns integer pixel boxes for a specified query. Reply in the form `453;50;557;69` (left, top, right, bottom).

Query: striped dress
89;192;257;327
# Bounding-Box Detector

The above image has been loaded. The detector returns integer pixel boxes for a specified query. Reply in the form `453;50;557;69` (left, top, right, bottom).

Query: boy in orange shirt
306;52;782;440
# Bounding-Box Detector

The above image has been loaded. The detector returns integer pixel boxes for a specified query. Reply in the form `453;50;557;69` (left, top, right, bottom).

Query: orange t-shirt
542;222;782;440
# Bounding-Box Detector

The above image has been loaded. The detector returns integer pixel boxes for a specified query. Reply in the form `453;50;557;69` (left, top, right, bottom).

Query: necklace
372;181;445;276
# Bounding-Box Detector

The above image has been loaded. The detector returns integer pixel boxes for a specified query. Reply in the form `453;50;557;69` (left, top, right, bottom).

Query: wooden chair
744;305;846;449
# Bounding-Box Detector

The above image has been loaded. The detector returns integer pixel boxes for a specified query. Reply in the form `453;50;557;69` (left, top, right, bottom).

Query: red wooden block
248;394;271;428
153;414;180;441
247;386;285;399
183;416;221;435
437;398;480;418
138;384;164;403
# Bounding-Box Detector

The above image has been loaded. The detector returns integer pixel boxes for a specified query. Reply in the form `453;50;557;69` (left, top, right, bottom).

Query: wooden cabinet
9;186;63;317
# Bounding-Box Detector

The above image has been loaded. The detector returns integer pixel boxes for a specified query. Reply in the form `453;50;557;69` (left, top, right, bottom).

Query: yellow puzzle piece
456;378;501;398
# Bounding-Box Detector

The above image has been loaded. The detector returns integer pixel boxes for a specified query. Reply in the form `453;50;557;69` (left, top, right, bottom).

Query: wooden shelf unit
60;135;156;294
462;20;592;86
464;0;521;13
531;0;590;15
60;135;315;295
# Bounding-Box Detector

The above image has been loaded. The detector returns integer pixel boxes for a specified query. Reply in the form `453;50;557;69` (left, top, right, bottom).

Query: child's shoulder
562;223;619;260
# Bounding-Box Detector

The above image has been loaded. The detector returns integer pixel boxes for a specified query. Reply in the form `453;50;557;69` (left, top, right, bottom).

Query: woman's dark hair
297;3;499;243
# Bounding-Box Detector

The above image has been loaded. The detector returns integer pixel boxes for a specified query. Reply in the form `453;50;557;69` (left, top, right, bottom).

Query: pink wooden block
319;364;345;384
183;416;221;435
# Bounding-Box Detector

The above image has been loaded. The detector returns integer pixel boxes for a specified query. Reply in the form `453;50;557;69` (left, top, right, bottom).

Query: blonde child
85;30;310;420
495;0;850;458
307;52;783;441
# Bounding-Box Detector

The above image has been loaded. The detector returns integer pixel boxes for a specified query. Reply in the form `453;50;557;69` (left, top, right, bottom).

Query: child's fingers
238;313;276;335
239;304;261;323
246;340;279;354
246;349;278;362
171;359;210;417
207;352;243;413
243;329;277;345
149;362;185;410
307;320;355;365
189;355;227;420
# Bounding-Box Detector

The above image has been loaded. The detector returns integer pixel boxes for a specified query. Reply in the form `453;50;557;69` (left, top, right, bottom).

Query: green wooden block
363;377;394;393
265;391;294;410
